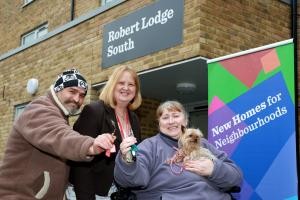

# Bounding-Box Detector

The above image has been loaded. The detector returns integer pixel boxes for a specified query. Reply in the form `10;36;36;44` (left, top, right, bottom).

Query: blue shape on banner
285;196;298;200
256;133;297;199
208;104;244;156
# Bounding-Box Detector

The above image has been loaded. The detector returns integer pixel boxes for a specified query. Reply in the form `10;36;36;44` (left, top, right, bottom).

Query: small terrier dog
178;127;216;162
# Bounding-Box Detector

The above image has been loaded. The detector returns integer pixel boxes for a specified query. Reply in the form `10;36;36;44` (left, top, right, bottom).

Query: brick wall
0;0;72;55
74;0;100;18
136;98;161;139
198;0;291;59
0;0;291;159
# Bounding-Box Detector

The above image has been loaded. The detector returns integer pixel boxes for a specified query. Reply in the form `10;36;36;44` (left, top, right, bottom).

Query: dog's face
178;128;216;161
179;128;203;150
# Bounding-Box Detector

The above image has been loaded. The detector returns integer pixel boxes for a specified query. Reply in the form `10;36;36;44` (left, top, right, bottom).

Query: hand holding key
105;132;117;157
92;133;116;155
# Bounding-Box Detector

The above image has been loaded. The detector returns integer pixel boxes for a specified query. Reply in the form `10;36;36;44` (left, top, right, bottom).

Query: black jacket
69;100;141;199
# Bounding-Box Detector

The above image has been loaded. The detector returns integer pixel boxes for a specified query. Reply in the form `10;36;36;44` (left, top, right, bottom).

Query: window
14;103;28;121
101;0;116;6
280;0;291;4
23;0;35;6
21;24;48;46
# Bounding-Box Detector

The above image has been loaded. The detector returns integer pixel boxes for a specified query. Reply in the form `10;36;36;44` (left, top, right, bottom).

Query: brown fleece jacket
0;89;94;200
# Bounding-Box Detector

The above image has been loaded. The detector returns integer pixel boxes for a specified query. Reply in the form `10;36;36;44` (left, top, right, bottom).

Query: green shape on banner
277;43;295;104
252;65;281;86
252;43;295;104
208;42;295;107
208;62;248;105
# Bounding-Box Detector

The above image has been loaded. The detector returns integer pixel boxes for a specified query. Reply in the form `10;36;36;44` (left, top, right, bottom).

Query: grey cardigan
114;133;243;200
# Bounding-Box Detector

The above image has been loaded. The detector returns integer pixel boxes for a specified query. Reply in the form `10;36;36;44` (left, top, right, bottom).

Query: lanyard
115;111;131;139
115;111;138;159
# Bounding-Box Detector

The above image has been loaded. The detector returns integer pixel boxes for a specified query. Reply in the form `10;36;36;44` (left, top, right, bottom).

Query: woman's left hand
184;158;214;177
119;136;137;156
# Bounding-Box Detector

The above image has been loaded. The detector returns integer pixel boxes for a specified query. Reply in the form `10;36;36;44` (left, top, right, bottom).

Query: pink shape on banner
220;49;273;88
260;49;280;73
208;96;225;115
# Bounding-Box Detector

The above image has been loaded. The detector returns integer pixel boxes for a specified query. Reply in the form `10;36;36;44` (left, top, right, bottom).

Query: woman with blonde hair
69;66;142;200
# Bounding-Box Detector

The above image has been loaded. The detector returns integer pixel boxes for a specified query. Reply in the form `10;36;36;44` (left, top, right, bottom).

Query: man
0;69;115;199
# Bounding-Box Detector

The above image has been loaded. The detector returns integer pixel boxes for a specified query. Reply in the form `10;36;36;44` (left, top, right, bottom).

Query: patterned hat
53;69;88;93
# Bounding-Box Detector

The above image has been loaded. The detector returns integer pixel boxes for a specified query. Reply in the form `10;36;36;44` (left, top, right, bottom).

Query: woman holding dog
114;100;242;200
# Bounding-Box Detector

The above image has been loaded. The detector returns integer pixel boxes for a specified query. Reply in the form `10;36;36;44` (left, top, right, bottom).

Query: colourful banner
207;39;298;200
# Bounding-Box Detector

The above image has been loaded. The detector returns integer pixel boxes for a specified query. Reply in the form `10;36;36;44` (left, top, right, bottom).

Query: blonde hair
99;66;142;110
156;100;188;122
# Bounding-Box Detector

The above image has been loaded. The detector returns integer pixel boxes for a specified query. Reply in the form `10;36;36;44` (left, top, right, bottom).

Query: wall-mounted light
26;78;39;95
176;82;196;94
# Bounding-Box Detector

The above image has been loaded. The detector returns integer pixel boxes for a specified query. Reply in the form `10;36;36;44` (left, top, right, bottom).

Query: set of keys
105;120;138;161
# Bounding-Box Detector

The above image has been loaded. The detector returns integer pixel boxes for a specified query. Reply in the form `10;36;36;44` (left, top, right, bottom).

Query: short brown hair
156;100;188;122
99;66;142;110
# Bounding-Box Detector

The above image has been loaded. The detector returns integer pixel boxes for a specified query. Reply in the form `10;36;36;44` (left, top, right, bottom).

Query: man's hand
88;133;116;155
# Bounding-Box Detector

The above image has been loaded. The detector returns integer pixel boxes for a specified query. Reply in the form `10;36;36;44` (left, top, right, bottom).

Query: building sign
102;0;183;68
207;39;297;200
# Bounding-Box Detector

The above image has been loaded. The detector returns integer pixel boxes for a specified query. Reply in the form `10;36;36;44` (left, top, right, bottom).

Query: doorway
138;57;208;137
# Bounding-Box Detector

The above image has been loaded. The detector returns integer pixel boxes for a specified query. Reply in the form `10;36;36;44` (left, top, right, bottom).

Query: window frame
23;0;35;7
101;0;116;6
21;24;48;46
14;102;29;121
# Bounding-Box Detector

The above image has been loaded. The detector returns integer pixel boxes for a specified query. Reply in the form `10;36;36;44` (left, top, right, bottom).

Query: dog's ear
196;129;203;137
181;125;186;133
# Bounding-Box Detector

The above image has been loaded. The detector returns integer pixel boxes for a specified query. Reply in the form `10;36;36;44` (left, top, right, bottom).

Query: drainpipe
70;0;75;21
291;0;299;197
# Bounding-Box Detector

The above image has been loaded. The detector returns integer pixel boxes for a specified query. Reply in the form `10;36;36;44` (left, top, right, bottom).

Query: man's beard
68;107;80;115
64;101;80;115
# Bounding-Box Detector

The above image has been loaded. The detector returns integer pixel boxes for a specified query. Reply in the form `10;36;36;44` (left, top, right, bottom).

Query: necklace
117;111;126;120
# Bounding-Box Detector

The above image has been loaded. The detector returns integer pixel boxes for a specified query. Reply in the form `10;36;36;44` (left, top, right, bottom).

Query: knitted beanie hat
53;69;88;93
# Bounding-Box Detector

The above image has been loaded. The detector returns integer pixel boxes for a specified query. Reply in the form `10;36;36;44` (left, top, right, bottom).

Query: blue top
114;133;243;200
